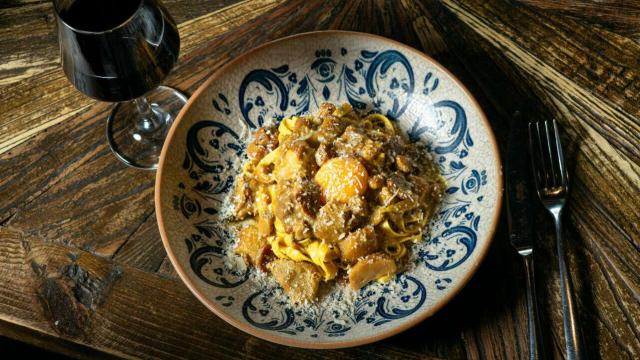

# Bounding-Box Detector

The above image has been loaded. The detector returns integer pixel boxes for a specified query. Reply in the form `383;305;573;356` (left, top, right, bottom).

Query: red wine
58;0;141;32
56;0;180;102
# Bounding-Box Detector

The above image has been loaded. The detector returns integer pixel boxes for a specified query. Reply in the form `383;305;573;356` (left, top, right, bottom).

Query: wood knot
32;253;123;338
62;263;122;310
37;277;89;338
43;13;55;23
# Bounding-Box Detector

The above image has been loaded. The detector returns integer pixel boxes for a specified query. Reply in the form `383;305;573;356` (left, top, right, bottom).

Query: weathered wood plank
0;101;155;256
446;1;640;161
0;227;467;359
517;0;640;40
157;256;178;279
422;1;640;358
570;181;640;358
0;2;58;86
0;0;49;8
0;320;118;360
112;212;165;272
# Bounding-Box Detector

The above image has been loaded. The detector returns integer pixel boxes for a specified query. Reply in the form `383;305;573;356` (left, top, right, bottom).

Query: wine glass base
106;86;187;170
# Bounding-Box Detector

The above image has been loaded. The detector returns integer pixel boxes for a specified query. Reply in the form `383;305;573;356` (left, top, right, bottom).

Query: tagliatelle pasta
232;103;444;303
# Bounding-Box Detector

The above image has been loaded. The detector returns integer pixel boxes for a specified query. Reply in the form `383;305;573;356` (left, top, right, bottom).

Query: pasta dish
232;103;444;303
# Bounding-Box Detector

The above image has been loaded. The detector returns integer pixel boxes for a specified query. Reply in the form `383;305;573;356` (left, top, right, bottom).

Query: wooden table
1;0;639;358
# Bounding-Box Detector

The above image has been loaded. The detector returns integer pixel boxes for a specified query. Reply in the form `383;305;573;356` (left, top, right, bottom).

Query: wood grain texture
0;320;114;360
517;0;640;40
424;0;640;358
0;0;639;358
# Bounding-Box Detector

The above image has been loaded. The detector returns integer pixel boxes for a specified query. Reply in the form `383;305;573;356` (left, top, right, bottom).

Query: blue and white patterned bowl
156;31;502;348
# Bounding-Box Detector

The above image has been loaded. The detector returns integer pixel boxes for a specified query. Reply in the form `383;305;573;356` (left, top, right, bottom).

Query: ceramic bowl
156;31;502;348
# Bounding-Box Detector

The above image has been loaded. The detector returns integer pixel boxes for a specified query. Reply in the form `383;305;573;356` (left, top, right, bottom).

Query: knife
505;112;543;360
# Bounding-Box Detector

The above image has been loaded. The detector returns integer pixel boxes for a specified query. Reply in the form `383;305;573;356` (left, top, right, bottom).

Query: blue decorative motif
183;120;243;202
407;100;473;157
435;278;452;290
176;120;251;289
241;275;426;336
437;199;471;226
187;222;248;288
179;194;201;219
242;290;296;334
364;50;414;118
372;276;426;326
461;169;487;195
212;93;231;115
239;69;290;128
311;55;337;83
215;295;235;307
422;71;439;95
238;48;416;128
185;120;243;174
421;225;478;271
432;100;467;154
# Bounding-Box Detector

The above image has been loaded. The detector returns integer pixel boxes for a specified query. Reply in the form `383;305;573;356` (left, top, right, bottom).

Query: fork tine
543;120;558;187
528;122;542;191
534;121;549;188
552;119;568;187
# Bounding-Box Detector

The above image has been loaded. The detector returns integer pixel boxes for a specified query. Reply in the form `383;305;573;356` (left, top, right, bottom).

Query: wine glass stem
134;96;163;132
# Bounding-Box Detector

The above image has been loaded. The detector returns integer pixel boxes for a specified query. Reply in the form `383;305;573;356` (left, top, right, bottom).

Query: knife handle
522;253;543;360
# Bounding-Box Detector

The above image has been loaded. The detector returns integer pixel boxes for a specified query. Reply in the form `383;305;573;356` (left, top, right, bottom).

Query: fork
529;119;586;360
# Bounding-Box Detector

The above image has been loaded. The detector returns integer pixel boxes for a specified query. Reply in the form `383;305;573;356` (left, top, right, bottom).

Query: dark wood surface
1;0;639;358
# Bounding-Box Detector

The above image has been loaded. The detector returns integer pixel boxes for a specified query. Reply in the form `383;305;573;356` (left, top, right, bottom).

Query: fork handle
522;253;543;360
553;214;586;360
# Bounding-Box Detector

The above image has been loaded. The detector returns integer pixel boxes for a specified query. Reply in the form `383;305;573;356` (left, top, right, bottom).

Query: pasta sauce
232;103;444;303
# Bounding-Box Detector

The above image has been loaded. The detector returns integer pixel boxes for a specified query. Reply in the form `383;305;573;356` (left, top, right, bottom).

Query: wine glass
54;0;187;170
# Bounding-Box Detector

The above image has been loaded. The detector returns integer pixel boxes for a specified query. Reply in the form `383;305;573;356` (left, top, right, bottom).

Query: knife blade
505;112;534;255
505;113;543;360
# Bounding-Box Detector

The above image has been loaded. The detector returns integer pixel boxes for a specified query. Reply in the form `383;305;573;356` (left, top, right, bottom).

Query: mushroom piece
338;226;379;263
235;225;268;265
267;259;321;303
348;253;397;289
313;201;350;243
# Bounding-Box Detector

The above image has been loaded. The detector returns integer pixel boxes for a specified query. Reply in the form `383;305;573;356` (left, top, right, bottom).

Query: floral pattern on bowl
156;31;501;348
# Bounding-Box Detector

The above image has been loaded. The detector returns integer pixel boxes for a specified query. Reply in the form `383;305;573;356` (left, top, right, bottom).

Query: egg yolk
314;157;368;203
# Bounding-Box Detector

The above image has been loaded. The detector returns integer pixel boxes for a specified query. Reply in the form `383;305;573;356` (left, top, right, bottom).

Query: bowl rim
155;30;503;349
